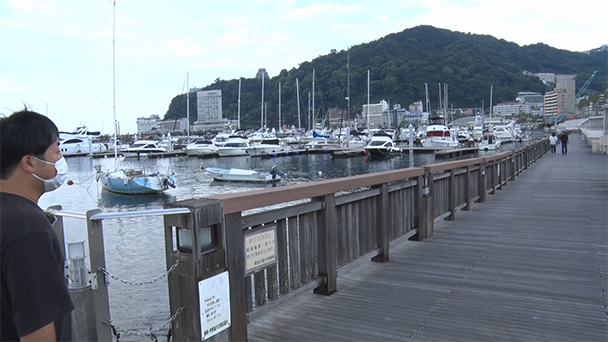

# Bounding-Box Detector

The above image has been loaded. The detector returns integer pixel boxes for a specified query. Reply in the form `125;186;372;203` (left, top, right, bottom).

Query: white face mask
31;156;69;192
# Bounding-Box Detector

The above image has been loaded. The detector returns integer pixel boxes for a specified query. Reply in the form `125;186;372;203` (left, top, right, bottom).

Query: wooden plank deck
248;133;608;341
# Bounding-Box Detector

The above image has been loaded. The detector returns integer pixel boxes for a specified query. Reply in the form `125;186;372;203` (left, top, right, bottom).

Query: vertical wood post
446;169;456;220
412;174;427;241
426;172;435;237
490;160;497;195
86;209;113;342
463;166;471;211
477;161;487;203
372;183;389;262
313;194;337;296
225;212;248;341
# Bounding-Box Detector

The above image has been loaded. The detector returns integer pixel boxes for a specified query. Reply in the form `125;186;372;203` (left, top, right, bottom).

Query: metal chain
98;259;181;286
102;307;184;341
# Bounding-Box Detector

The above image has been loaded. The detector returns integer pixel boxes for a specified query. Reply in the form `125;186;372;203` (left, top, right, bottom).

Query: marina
39;136;535;338
44;135;608;340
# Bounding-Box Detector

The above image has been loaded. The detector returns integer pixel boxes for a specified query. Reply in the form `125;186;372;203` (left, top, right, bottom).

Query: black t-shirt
1;192;74;341
559;134;569;143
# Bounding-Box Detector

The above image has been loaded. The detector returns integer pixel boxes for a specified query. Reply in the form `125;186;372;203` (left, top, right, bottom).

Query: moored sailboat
95;1;176;195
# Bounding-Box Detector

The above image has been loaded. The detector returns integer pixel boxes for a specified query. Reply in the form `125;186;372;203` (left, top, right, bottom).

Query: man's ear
20;155;37;173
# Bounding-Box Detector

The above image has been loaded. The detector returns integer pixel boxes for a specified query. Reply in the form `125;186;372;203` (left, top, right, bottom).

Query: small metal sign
199;271;231;340
244;225;277;275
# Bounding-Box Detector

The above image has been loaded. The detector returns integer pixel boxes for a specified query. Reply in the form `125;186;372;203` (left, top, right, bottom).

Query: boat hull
205;167;280;183
98;170;176;194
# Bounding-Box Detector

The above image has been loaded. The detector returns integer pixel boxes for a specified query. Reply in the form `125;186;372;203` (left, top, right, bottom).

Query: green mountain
164;25;607;129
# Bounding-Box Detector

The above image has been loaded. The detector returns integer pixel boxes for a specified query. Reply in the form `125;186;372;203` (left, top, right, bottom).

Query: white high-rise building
192;89;232;131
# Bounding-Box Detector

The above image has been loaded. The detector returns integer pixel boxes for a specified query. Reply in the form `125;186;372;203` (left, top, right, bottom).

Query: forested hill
164;25;607;129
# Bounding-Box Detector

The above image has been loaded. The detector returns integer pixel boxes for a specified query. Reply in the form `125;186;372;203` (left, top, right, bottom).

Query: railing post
446;169;456;220
225;212;248;341
314;194;337;295
412;174;427;241
490;160;497;195
86;209;113;341
372;183;389;262
426;171;435;237
463;165;471;211
477;161;487;203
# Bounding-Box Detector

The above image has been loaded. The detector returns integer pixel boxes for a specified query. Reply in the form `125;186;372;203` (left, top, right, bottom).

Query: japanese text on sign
244;226;277;274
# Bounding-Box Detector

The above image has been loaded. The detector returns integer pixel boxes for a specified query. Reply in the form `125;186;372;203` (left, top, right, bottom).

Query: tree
589;92;601;116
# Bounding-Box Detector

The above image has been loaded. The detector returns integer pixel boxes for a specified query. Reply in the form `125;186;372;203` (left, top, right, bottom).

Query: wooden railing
164;138;549;341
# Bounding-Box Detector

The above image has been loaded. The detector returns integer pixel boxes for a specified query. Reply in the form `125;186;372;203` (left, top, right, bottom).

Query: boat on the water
185;140;217;156
95;1;176;196
247;138;291;157
479;131;501;151
364;132;401;158
421;117;459;149
95;167;176;194
122;140;166;158
203;166;282;183
59;136;108;156
216;136;250;157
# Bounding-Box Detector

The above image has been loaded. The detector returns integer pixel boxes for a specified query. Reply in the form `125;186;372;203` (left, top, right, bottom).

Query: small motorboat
203;166;282;183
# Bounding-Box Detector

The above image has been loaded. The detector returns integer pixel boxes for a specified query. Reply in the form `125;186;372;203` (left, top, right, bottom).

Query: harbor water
37;146;518;339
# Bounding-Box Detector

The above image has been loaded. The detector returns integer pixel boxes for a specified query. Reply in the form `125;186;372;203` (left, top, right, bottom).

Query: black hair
0;109;59;179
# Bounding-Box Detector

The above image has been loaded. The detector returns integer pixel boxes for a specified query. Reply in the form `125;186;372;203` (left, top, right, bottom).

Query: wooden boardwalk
248;133;608;341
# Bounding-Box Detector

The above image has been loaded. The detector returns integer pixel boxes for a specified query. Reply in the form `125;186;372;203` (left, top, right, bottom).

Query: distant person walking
549;132;558;154
559;132;569;154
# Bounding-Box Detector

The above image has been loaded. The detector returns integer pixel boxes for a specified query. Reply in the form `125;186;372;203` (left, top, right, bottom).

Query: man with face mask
0;109;74;341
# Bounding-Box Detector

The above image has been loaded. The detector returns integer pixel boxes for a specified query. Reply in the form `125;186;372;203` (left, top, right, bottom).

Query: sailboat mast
112;0;117;168
261;73;264;130
438;83;442;117
296;78;301;131
346;49;350;127
237;77;241;129
489;84;493;123
312;69;315;129
367;70;370;128
186;71;190;141
278;82;281;130
424;83;430;114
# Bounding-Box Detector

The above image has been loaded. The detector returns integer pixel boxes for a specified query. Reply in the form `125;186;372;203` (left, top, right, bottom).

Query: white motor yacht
59;136;107;156
364;133;402;158
185;140;217;156
122;140;166;158
247;138;291;157
216;136;250;157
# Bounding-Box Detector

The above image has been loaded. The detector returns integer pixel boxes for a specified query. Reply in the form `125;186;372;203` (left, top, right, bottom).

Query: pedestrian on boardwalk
0;109;74;341
549;132;558;154
559;131;569;154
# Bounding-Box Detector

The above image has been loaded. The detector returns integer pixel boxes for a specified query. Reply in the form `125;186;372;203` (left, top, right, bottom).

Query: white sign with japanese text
198;271;231;340
244;226;277;275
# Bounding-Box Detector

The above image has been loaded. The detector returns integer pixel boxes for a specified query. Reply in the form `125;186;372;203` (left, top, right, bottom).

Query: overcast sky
1;0;605;134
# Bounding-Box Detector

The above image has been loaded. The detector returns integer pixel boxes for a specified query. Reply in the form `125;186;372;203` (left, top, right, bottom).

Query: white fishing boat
421;117;459;149
364;133;402;158
185;140;217;156
203;166;282;183
95;1;176;195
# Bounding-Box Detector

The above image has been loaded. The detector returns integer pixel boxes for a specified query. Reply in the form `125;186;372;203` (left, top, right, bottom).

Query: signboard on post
198;271;231;340
244;225;277;275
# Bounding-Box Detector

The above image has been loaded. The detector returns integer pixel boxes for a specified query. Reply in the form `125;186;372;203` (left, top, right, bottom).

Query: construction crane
547;70;599;125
